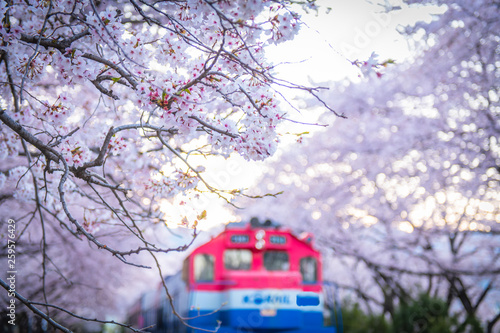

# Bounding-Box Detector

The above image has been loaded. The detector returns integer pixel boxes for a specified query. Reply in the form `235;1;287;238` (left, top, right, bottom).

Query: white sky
268;0;444;82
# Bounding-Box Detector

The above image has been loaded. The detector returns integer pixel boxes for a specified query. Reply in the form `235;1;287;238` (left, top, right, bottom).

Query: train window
300;257;317;282
264;251;289;271
157;307;164;329
194;254;214;281
231;234;250;243
224;249;252;270
269;235;287;244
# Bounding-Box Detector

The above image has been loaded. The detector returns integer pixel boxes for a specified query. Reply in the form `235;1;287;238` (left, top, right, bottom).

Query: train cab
182;219;334;333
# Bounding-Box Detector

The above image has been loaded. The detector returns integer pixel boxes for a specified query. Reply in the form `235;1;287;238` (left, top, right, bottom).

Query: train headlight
255;240;265;250
255;230;265;240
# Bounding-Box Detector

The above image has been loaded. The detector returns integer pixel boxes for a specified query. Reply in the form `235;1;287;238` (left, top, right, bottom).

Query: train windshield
264;251;289;271
300;257;318;282
194;254;214;281
224;249;252;270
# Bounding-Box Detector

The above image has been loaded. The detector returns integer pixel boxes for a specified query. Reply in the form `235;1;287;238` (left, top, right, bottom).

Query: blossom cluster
145;169;200;198
354;52;394;78
0;0;311;234
60;138;92;167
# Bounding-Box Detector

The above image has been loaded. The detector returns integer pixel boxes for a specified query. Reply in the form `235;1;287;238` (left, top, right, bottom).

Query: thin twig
0;278;72;333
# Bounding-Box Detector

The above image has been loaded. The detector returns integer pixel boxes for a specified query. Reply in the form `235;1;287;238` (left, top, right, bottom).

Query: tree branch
0;109;61;162
0;278;72;333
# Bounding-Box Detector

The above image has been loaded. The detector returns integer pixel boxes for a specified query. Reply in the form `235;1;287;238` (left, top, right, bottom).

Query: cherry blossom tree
239;0;500;331
0;0;349;330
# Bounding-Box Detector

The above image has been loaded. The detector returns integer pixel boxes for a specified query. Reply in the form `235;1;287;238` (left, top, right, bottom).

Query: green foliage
340;294;483;333
341;303;391;333
392;294;456;333
455;315;483;333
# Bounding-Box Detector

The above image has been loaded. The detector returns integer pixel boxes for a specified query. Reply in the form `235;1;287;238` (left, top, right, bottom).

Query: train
127;218;339;332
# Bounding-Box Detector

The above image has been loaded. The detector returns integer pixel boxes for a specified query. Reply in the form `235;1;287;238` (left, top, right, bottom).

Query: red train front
182;218;335;332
